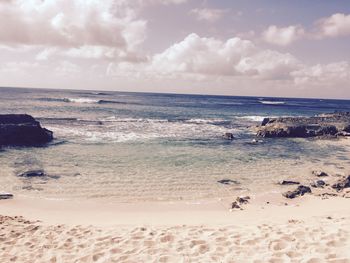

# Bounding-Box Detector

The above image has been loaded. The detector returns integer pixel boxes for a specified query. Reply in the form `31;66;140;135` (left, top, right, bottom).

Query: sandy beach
1;194;350;262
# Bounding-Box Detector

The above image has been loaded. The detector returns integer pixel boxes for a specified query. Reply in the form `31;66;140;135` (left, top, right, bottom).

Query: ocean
1;87;350;202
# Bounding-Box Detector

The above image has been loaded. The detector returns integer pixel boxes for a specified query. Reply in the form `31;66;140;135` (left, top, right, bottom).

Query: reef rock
257;112;350;138
0;114;53;147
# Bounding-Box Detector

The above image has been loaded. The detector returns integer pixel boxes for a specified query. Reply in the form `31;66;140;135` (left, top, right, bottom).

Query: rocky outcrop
283;185;312;199
257;112;350;138
0;114;53;147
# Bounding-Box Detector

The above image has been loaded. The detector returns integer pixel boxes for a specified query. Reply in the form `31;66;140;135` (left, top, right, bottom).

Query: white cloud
316;13;350;38
107;33;301;82
292;61;350;85
0;0;147;60
151;33;255;76
152;0;188;4
190;8;227;22
55;61;81;75
262;25;305;46
236;50;300;79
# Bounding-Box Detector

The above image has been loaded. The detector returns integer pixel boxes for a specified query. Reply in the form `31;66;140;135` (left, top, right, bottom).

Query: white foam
67;98;99;104
260;101;285;105
236;116;267;122
184;118;226;124
48;117;235;143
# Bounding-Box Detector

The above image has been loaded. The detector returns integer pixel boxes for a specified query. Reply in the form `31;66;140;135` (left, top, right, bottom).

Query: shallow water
1;87;350;202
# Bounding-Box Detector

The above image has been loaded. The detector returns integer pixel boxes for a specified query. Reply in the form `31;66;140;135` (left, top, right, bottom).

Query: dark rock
231;201;241;210
256;112;350;138
18;170;45;178
236;196;250;204
223;132;234;140
279;180;300;185
332;175;350;191
283;185;312;199
0;193;13;200
312;171;328;177
261;118;270;126
0;114;53;147
217;179;240;185
311;180;326;188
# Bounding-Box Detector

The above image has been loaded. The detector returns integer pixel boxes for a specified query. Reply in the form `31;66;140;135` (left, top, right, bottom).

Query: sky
0;0;350;99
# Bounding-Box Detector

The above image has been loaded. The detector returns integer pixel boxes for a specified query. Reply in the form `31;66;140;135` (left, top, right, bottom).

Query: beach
1;195;350;262
1;88;350;262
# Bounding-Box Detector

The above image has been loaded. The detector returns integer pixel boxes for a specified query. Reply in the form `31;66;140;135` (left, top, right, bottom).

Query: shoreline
0;194;349;226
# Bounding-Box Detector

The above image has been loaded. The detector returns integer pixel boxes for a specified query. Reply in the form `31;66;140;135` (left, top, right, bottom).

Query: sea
1;87;350;202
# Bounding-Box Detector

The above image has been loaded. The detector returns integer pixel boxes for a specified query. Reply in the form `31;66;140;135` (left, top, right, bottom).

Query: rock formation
256;112;350;138
0;114;53;147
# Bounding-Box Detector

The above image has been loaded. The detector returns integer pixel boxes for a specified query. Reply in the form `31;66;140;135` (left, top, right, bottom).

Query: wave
236;116;267;122
47;116;241;143
67;98;99;104
182;118;229;125
260;101;286;105
38;97;98;104
38;97;140;105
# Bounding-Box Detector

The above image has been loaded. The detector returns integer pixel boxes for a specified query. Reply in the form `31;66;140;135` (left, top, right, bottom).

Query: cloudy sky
0;0;350;98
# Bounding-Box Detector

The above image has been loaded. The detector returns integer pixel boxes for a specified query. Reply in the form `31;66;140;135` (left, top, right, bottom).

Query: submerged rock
312;171;329;177
223;132;234;140
231;201;241;210
217;179;240;185
279;180;300;185
0;193;13;200
283;185;312;199
231;196;250;210
256;112;350;138
332;175;350;192
0;114;53;147
18;170;46;178
311;180;326;188
236;196;250;204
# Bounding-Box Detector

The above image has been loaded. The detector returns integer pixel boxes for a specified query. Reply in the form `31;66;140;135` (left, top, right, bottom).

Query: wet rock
217;179;240;185
0;114;53;147
261;118;270;126
223;132;234;140
18;170;45;178
312;171;328;177
279;180;300;185
256;112;350;138
283;185;312;199
0;193;13;200
332;175;350;192
311;180;326;188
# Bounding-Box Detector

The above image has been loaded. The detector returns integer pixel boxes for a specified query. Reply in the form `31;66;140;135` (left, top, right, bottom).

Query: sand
1;195;350;263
